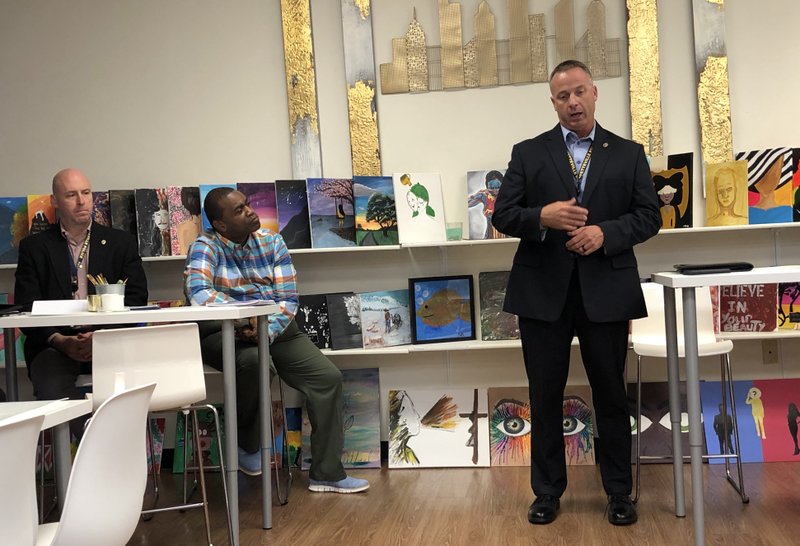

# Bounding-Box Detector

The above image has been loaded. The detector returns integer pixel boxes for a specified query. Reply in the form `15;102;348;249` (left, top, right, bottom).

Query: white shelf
718;330;800;341
656;221;800;235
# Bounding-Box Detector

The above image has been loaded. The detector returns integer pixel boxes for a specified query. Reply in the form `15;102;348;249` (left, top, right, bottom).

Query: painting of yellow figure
705;161;748;226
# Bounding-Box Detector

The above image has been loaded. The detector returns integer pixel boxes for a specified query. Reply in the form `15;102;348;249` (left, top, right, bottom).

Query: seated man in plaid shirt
184;187;368;494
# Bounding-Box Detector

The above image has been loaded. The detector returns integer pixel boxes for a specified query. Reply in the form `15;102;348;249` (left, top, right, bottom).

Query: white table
651;265;800;546
0;304;278;546
0;398;92;514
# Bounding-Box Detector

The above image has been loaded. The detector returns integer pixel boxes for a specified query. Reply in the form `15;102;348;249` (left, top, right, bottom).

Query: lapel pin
603;142;608;148
101;239;107;245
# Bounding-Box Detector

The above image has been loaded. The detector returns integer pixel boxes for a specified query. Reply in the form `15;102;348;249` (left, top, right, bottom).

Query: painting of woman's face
153;209;169;231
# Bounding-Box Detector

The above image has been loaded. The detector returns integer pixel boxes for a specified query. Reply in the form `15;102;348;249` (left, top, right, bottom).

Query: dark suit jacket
14;223;148;365
492;123;660;323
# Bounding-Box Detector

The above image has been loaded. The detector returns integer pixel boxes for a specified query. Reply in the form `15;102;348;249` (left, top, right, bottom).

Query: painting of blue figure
410;275;475;344
275;180;311;250
359;289;411;348
199;183;236;232
700;380;764;463
467;169;506;239
307;178;356;248
353;176;398;246
0;196;27;264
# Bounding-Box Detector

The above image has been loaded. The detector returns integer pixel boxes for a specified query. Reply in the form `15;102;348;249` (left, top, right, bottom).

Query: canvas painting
392;173;447;244
27;194;56;236
358;289;411;348
302;368;381;469
650;152;693;229
326;292;362;350
109;189;137;238
710;285;721;334
487;387;530;467
172;405;224;473
167;186;201;256
135;188;171;257
199;183;236;232
627;381;701;463
92;191;111;227
285;407;302;468
388;388;490;468
410;275;475;343
735;148;794;225
275;179;311;250
778;282;800;330
700;380;763;463
307;178;356;248
792;149;800;222
296;294;331;349
562;385;596;466
478;271;519;341
353;176;398;246
146;417;166;475
705;161;749;226
467;169;506;239
237;182;279;233
0;293;25;364
719;284;777;332
0;196;27;264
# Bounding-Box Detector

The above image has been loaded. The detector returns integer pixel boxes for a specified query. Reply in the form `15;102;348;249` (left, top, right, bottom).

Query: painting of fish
409;275;475;343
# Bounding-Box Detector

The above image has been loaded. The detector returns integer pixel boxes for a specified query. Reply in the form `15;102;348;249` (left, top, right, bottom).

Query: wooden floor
123;462;800;545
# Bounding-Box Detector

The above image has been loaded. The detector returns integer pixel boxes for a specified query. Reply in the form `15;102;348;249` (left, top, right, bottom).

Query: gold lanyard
566;142;594;185
70;231;91;294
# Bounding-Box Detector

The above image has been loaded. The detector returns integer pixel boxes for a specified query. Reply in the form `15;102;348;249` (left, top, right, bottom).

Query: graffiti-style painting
353;176;398;246
705;161;749;227
307;178;356;248
736;148;794;225
719;284;777;333
275;180;311;250
391;172;447;244
467;169;506;239
409;275;475;344
302;368;381;469
167;186;201;256
359;289;411;348
478;271;518;341
778;282;800;330
650;152;693;229
388;388;489;468
237;182;279;233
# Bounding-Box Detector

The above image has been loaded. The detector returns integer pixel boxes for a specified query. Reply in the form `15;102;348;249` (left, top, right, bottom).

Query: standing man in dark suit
492;60;660;526
14;168;147;436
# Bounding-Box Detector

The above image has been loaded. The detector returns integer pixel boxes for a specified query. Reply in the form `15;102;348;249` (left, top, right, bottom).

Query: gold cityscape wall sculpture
379;0;622;95
626;0;663;156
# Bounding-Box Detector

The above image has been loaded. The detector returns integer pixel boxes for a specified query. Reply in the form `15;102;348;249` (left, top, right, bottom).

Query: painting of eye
490;398;531;465
563;415;586;436
658;412;690;433
563;395;595;465
630;414;653;435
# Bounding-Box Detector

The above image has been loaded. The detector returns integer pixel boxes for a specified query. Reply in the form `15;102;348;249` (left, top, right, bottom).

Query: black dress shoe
527;494;560;525
607;494;637;525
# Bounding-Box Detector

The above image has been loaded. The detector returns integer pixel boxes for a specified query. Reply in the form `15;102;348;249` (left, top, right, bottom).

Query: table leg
221;319;240;546
663;287;685;518
4;328;18;401
53;422;71;511
681;288;705;546
257;315;273;529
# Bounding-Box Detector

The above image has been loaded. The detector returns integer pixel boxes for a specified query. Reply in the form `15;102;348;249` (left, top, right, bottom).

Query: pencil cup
95;283;126;312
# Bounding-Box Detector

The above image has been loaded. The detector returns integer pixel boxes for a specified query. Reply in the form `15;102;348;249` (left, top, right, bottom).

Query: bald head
51;168;93;233
52;168;91;194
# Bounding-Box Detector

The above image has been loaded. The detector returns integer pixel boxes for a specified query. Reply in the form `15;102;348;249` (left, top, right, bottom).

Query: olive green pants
199;320;346;482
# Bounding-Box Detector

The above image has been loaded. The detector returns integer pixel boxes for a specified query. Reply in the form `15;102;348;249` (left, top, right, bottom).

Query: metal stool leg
205;404;234;545
633;355;642;503
191;410;213;545
272;378;290;506
723;354;749;503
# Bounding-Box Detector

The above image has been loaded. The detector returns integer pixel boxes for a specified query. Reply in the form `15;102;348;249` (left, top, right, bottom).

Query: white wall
2;1;799;432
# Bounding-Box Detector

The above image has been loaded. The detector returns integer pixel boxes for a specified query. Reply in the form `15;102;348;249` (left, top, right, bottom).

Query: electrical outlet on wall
762;339;780;365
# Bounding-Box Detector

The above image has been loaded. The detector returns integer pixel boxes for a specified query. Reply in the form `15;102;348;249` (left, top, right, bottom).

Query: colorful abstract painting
285;406;302;468
92;191;111;227
135;188;171;257
302;368;381;469
353;176;398;246
467;169;506;239
719;284;777;332
27;194;56;236
736;148;794;225
326;292;362;350
0;196;27;264
562;385;595;466
275;179;311;250
237;182;278;233
410;275;475;343
705;161;749;227
146;417;166;475
478;271;518;341
307;178;356;248
392;172;447;244
650;152;693;229
792;149;800;222
0;293;25;365
778;282;800;330
172;405;224;473
487;387;530;467
359;289;411;349
108;190;137;238
295;294;330;349
199;183;236;232
388;388;489;468
167;186;201;256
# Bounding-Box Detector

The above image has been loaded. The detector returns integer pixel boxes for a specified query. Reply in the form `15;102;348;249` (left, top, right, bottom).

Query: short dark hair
203;187;236;228
549;59;592;81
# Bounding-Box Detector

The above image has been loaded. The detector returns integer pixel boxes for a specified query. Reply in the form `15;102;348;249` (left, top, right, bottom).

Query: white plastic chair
36;382;156;546
631;283;747;503
0;412;45;546
91;323;233;545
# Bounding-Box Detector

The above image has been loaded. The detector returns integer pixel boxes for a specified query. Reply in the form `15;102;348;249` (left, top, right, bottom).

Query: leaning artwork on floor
307;178;356;248
467;169;506;239
562;385;595;466
735;148;794;225
353;176;398;246
478;271;518;341
358;289;411;348
487;387;530;467
302;368;381;470
388;388;489;468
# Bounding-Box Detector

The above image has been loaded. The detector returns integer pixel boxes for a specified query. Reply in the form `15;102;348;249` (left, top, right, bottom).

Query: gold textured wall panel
587;1;608;78
347;80;380;176
354;0;370;19
438;0;465;88
280;0;318;138
380;38;409;94
508;0;531;84
626;0;663;156
554;0;575;63
463;39;479;88
407;18;429;92
698;56;733;164
475;1;498;87
529;14;547;82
